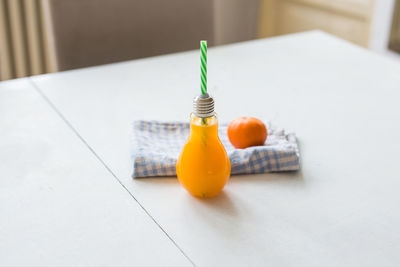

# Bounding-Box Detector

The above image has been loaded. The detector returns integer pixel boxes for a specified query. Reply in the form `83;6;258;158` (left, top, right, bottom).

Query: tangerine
227;117;267;149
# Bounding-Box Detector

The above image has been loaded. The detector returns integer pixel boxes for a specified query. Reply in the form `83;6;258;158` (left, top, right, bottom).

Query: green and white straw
200;40;207;95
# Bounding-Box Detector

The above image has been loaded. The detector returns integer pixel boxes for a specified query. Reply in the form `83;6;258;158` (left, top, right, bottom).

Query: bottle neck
189;113;218;137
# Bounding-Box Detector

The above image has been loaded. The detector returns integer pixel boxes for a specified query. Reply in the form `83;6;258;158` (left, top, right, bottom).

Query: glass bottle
176;94;231;198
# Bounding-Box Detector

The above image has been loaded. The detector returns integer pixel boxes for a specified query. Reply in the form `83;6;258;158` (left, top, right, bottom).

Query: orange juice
176;114;231;198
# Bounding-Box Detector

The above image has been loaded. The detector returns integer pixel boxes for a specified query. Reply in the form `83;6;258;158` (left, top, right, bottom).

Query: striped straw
200;40;207;95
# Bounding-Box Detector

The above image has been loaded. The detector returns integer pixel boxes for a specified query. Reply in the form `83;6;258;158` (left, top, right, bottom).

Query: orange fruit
227;117;267;149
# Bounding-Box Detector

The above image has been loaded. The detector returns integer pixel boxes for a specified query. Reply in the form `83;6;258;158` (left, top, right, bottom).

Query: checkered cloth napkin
131;120;300;178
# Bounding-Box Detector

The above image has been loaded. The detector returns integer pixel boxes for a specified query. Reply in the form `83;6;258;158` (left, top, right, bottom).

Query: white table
2;31;400;266
0;79;190;266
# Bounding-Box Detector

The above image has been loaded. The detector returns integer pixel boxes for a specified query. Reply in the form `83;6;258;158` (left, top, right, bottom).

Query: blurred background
0;0;399;81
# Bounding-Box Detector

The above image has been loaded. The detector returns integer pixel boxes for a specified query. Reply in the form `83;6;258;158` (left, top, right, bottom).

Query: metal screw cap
193;93;215;118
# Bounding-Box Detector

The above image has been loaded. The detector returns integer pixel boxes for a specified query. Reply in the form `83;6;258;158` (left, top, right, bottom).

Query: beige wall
214;0;260;45
47;0;215;71
370;0;395;52
389;0;400;52
0;0;263;80
259;0;376;47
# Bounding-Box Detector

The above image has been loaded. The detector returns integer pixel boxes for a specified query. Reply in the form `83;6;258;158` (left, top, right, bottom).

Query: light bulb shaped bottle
176;94;231;198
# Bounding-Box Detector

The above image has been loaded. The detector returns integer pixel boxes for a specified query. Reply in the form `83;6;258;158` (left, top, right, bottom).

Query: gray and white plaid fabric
131;120;300;178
